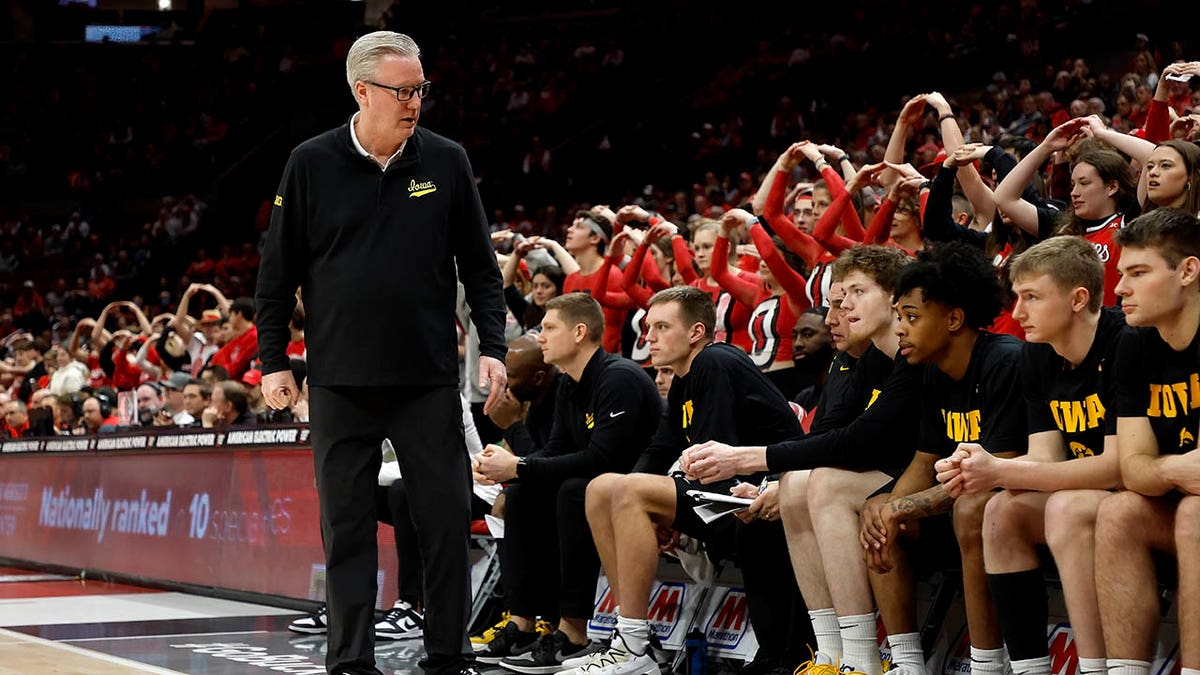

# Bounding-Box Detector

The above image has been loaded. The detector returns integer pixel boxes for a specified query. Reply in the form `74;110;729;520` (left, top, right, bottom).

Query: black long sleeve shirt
516;349;660;483
635;342;801;477
764;344;923;477
256;124;506;386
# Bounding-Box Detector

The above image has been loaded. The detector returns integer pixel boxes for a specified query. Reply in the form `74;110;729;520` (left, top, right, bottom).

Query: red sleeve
863;198;897;245
711;236;761;307
619;247;654;308
1144;98;1171;144
639;250;669;291
821;165;866;240
589;261;640;310
749;222;811;311
671;236;699;284
918;187;929;223
763;168;827;266
811;191;860;255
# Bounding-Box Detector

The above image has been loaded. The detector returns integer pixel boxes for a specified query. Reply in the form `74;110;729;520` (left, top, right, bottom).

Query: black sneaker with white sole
287;605;328;634
499;630;592;674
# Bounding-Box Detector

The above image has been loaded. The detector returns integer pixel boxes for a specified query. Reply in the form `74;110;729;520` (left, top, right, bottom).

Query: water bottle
685;629;707;675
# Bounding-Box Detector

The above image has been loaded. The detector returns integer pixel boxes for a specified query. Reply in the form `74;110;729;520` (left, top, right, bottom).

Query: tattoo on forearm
890;485;954;521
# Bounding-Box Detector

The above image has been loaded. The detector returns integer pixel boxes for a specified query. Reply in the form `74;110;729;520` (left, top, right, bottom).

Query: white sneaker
555;632;658;675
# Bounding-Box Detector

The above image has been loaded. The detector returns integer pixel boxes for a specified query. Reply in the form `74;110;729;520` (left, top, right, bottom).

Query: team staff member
574;286;812;675
256;31;507;675
473;294;660;674
935;236;1125;675
1094;209;1200;675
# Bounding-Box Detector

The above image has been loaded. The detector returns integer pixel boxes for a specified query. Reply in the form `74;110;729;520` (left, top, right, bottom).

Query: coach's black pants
502;477;599;621
310;385;472;675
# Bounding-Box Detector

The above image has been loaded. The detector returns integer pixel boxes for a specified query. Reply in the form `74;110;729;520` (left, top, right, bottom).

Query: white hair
345;31;421;94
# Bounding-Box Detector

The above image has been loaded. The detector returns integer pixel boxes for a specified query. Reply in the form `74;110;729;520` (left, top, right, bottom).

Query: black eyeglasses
368;80;432;102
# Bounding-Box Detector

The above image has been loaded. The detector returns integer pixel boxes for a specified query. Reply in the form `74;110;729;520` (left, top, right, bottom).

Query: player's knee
981;490;1021;549
585;473;621;513
612;474;656;513
1044;491;1098;552
953;492;991;551
1095;491;1146;547
1175;496;1200;545
806;467;849;513
778;470;810;515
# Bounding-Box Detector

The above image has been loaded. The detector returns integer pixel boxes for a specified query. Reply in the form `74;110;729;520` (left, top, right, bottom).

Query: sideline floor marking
0;627;185;674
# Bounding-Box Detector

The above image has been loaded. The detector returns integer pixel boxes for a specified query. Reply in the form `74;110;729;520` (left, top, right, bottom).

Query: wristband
837;154;850;164
938;113;956;123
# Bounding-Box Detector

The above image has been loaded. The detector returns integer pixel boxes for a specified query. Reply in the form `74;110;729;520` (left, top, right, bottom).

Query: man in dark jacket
256;30;507;675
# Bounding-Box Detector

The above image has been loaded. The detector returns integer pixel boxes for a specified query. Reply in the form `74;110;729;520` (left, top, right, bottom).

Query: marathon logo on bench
704;588;749;649
223;428;303;446
586;579;689;643
940;624;971;675
648;582;688;642
153;432;218;449
95;435;151;451
1048;623;1079;675
877;613;892;667
43;438;93;452
589;584;618;633
0;439;42;453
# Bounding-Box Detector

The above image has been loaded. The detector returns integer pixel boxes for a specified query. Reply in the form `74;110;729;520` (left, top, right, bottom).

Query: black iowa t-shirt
919;332;1026;457
1022;308;1126;459
1115;325;1200;455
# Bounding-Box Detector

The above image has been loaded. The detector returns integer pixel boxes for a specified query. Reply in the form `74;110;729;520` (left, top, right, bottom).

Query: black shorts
669;475;740;563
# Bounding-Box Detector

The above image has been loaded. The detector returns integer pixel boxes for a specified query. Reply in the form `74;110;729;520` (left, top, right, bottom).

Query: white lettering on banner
95;435;150;451
154;433;217;448
38;486;172;542
0;514;14;536
169;643;323;674
0;482;28;502
1;440;41;453
224;429;300;445
43;439;90;452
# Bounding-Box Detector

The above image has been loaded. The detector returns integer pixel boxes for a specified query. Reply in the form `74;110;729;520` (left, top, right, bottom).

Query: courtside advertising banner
0;441;404;608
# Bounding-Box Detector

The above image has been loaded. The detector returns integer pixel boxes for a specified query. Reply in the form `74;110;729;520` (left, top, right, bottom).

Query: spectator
47;346;87;396
181;380;211;426
158;372;195;426
202;380;255;429
207;297;258;381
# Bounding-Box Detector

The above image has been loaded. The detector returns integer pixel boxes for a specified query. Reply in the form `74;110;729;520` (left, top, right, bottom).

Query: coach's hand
262;370;300;410
479;355;508;414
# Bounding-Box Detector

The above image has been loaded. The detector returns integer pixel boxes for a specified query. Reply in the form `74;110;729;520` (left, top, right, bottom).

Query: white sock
808;608;841;658
1178;668;1200;675
840;613;881;675
970;647;1008;675
1078;658;1107;675
1106;660;1151;675
887;632;925;674
615;615;650;654
1011;656;1051;675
